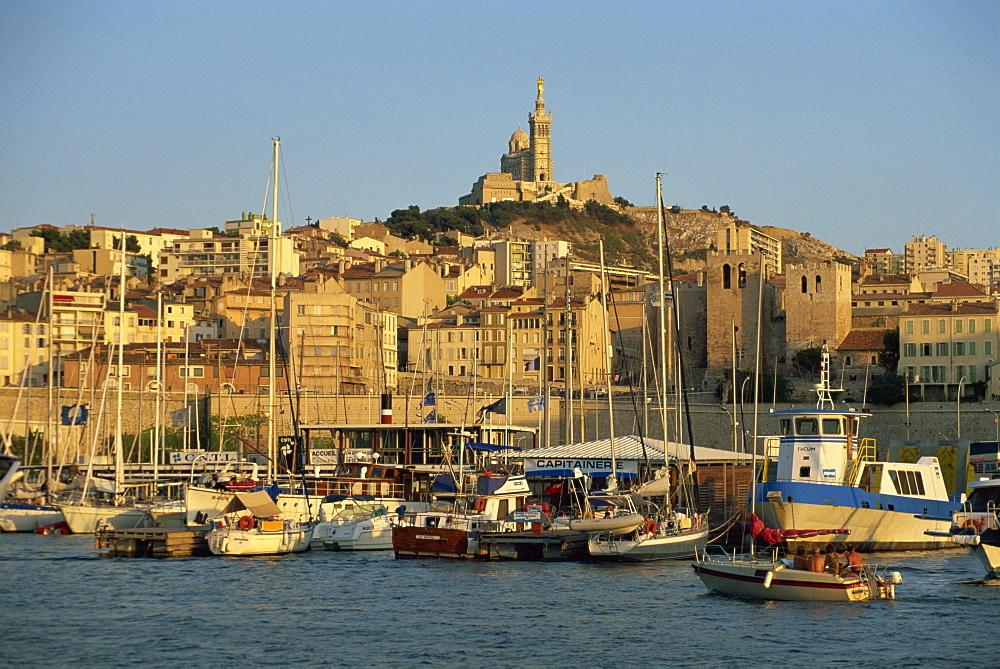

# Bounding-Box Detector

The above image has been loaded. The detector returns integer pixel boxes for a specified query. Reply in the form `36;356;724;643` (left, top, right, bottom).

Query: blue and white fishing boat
944;464;1000;579
754;349;960;552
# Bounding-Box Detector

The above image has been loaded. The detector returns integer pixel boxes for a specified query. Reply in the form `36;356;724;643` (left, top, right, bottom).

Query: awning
465;442;521;452
223;490;282;518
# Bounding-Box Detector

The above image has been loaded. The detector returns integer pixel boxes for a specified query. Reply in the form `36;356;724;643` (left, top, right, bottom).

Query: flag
421;392;436;406
524;357;540;371
423;409;436;423
61;404;88;426
527;396;544;413
479;397;507;416
171;408;189;428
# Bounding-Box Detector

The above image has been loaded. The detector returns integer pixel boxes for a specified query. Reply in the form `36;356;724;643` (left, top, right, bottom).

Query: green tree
613;196;633;208
793;347;824;375
868;372;905;405
878;328;900;373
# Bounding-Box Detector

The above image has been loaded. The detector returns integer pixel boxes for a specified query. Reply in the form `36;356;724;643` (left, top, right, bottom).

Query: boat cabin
772;408;868;484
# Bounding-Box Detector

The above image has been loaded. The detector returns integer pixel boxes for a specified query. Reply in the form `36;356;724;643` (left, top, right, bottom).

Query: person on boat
643;514;658;535
603;507;614;519
809;548;825;573
824;543;845;574
793;546;808;570
844;544;864;574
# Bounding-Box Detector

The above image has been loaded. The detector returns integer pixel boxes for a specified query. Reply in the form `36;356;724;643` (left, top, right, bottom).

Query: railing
843;438;876;485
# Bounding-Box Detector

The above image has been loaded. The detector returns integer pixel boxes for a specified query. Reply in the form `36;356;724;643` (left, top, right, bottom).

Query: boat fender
220;537;229;553
762;571;774;589
952;534;982;547
474;497;487;512
238;515;255;531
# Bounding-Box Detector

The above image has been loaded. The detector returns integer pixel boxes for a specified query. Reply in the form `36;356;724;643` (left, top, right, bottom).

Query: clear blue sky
2;1;997;256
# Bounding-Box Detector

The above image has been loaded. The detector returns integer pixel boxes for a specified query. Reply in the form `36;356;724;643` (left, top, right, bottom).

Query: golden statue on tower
537;76;544;98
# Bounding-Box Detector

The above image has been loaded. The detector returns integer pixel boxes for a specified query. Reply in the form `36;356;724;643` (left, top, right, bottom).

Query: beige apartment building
0;309;50;386
284;290;397;394
341;260;447;320
905;235;948;272
158;229;300;282
899;301;999;399
716;222;783;275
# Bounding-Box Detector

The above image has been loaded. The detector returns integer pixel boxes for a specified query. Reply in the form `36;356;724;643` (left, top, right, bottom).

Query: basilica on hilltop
459;78;616;208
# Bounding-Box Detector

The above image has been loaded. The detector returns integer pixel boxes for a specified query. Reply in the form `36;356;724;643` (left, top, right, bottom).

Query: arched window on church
815;275;822;293
722;264;731;289
845;355;853;366
801;276;808;294
738;263;747;288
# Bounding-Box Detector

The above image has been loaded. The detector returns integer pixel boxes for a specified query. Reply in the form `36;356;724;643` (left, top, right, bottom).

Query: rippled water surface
2;534;997;667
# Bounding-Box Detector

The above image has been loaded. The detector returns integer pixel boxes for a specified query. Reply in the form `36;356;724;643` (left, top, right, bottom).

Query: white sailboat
56;244;154;533
206;490;312;556
586;178;708;561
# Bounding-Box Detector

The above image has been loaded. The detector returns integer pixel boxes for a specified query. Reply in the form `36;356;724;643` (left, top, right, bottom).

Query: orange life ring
474;497;487;512
238;515;255;531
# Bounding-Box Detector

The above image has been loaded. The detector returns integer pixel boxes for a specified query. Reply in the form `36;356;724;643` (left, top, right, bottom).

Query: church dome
509;127;529;152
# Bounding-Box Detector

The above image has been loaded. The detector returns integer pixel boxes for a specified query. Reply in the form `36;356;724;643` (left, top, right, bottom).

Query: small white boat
585;495;708;562
943;467;1000;579
693;549;901;602
206;490;312;556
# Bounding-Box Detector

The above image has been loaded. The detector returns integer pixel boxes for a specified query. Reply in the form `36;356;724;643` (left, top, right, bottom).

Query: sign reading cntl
170;451;241;464
310;448;375;464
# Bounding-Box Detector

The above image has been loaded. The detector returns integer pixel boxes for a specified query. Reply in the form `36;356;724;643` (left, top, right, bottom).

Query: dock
95;527;212;558
477;529;591;561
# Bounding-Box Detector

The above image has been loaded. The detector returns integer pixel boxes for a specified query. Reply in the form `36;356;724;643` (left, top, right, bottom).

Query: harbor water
2;533;998;667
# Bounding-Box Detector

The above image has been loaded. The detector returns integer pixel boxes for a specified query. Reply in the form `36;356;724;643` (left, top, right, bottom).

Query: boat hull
692;560;897;601
206;524;312;556
392;525;474;559
57;504;150;534
0;503;65;532
325;518;393;551
568;513;644;533
757;481;958;551
589;526;709;562
970;528;1000;579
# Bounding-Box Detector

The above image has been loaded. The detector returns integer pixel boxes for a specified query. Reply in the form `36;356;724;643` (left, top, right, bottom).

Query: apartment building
158;229;300;282
899;301;999;399
715;222;783;275
905;235;948;272
0;309;50;386
283;290;397;394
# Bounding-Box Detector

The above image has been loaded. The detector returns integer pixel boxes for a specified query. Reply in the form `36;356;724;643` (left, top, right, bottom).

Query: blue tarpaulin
465;442;521;452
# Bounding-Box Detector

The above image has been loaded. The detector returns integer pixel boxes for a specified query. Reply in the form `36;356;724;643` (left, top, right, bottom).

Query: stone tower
528;76;552;182
705;252;780;373
784;260;853;359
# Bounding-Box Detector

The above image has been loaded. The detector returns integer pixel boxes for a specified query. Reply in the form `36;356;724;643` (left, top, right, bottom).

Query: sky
1;1;997;257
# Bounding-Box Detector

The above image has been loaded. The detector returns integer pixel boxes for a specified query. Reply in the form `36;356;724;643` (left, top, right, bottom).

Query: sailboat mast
114;236;126;499
268;138;280;480
655;175;670;446
599;238;616;484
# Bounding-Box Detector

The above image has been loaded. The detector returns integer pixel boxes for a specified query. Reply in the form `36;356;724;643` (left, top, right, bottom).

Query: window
822;418;843;435
955;365;965;382
986;341;993;356
969;341;976;356
922;320;930;334
921;343;932;357
796;418;818;435
722;264;731;289
955;320;963;334
801;276;808;294
969;319;976;334
954;342;965;356
799;466;811;478
905;320;914;335
179;367;204;378
938;319;946;334
936;342;948;357
985;319;993;333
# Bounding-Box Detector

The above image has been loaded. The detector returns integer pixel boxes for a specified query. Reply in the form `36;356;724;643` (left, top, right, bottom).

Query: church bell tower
528;77;552;182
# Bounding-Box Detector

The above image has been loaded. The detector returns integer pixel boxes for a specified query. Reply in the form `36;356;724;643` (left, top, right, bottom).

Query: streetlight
957;376;967;439
985;408;1000;445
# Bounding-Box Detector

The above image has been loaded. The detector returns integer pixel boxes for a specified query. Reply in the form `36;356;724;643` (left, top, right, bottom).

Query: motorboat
692;547;901;602
392;474;531;559
311;495;429;551
943;465;1000;579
